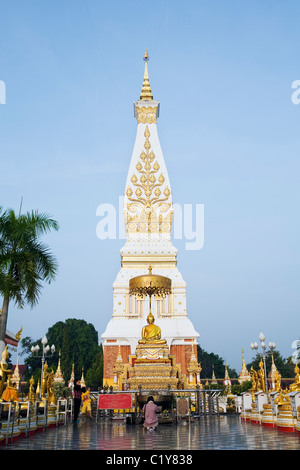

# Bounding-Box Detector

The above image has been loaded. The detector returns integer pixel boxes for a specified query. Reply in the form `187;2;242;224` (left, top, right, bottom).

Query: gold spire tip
140;49;153;101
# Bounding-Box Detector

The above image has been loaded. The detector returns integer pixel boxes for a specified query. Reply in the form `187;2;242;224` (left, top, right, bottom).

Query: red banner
98;394;132;410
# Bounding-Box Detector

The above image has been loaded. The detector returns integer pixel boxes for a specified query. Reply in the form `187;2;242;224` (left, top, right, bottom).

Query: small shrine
54;353;64;383
223;362;232;394
186;340;202;388
80;368;86;388
268;355;281;391
238;349;251;384
10;357;21;391
211;366;218;385
111;267;201;391
68;364;75;388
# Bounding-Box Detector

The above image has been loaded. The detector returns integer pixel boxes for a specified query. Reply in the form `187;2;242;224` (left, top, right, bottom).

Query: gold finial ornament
140;49;153;101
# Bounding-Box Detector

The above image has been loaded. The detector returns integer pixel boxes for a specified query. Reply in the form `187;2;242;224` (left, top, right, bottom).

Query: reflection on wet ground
2;415;300;451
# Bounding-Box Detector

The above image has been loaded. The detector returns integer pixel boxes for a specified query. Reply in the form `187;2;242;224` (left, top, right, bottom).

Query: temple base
122;341;184;391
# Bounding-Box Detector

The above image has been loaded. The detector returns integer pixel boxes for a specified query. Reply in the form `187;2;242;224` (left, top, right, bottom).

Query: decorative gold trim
125;125;172;234
136;106;157;124
129;266;171;299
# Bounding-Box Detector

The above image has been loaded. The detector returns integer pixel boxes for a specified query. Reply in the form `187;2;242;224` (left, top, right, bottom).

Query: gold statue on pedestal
289;364;300;392
130;265;171;346
46;370;55;404
125;267;183;390
274;369;281;392
138;312;166;344
0;346;12;397
258;359;266;393
1;378;20;402
41;362;49;399
28;376;36;402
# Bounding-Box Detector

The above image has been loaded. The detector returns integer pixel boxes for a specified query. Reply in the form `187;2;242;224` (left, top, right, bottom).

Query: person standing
81;387;92;419
142;396;159;431
73;379;82;423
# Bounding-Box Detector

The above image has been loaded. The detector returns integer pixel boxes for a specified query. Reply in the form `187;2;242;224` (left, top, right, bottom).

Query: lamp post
31;335;55;398
250;332;276;395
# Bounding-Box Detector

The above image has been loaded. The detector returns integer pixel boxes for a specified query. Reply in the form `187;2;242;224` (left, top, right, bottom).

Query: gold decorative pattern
136;106;158;124
129;267;172;299
125;125;172;233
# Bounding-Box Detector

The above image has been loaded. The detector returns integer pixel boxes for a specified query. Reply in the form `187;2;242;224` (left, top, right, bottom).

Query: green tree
0;206;59;355
197;345;238;379
231;381;252;395
20;335;46;389
22;319;101;387
85;345;103;389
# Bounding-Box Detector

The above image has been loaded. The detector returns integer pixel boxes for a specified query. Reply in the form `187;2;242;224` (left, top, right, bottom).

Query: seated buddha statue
289;364;300;392
1;379;20;402
138;312;166;344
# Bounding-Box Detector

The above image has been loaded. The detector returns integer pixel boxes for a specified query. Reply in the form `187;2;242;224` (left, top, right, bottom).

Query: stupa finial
140;49;153;101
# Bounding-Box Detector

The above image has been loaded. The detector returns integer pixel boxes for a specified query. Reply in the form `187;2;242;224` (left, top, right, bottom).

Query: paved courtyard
1;415;300;451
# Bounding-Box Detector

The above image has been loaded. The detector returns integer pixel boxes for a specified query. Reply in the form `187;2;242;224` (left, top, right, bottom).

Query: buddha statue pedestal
261;403;275;428
276;402;294;432
116;310;184;391
127;342;181;391
135;342;170;361
296;406;300;434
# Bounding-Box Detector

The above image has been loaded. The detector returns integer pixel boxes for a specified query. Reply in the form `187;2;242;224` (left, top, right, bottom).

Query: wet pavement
1;415;300;451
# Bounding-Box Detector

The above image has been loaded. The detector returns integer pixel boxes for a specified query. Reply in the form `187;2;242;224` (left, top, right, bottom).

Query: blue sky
1;0;300;373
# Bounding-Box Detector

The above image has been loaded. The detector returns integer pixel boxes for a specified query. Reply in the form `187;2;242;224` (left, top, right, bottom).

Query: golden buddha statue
28;376;36;402
250;366;258;391
275;388;290;405
1;378;20;402
138;312;166;344
289;364;300;392
41;362;49;399
274;369;281;392
258;359;266;392
0;346;12;396
46;370;55;404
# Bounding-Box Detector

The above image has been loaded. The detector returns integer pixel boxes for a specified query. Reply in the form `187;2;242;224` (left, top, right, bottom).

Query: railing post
134;392;137;424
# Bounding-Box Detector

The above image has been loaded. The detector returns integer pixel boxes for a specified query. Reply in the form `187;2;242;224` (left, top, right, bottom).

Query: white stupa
101;51;199;386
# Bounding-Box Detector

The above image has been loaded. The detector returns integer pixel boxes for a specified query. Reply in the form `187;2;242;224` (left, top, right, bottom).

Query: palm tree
0;206;59;355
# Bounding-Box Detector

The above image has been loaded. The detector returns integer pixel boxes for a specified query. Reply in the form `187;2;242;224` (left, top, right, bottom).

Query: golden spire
54;352;64;383
140;49;153;101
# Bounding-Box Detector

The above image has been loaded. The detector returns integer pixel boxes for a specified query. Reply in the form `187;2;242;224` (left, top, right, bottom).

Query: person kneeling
142;396;158;431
